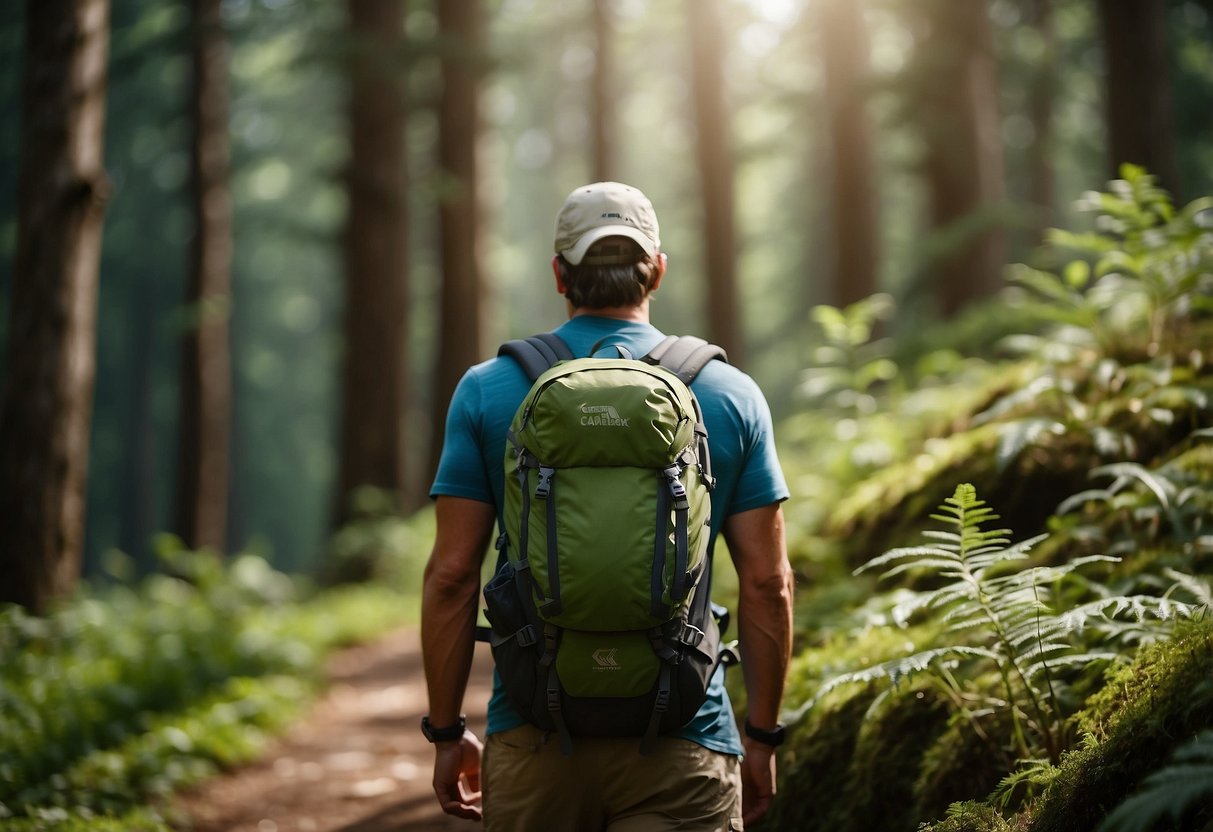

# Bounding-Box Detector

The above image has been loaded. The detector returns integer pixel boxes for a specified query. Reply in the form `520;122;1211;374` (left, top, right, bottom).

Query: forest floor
172;629;493;832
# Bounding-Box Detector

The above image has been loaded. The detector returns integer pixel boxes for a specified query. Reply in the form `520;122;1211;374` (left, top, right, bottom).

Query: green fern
1058;443;1213;556
1098;731;1213;832
796;484;1199;765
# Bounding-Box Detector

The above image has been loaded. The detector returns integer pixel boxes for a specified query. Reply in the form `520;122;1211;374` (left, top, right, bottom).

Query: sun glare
742;0;799;27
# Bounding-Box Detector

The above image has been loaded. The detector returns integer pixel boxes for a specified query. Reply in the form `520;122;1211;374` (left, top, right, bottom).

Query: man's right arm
421;495;496;821
724;503;793;826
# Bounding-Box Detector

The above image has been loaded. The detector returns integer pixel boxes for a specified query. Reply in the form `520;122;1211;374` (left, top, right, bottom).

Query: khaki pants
482;724;743;831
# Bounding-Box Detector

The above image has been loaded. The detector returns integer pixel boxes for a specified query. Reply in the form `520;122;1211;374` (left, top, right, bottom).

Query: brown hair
556;238;661;309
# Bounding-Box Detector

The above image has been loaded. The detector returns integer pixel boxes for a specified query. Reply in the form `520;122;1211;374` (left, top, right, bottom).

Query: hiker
421;181;793;830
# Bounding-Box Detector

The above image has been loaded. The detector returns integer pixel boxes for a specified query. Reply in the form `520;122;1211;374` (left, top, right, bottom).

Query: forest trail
174;628;494;832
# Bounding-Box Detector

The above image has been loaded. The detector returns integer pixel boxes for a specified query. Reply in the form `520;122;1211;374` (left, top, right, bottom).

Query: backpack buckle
535;466;555;499
516;625;538;647
678;623;705;648
653;688;671;713
662;466;689;509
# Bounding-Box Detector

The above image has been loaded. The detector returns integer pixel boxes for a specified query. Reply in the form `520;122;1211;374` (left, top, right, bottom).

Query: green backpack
482;332;735;755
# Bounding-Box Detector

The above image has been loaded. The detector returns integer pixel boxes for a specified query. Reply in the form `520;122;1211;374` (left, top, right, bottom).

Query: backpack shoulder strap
498;333;575;383
644;335;728;385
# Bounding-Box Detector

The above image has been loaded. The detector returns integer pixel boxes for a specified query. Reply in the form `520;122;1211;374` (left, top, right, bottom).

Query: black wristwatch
421;715;467;743
744;719;787;748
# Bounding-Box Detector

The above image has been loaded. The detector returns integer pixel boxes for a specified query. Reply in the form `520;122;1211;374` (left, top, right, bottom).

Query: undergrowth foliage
800;484;1199;768
0;547;418;828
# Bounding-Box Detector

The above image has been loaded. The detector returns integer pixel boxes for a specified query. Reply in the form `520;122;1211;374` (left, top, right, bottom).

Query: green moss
1027;621;1213;832
914;710;1018;821
842;684;952;832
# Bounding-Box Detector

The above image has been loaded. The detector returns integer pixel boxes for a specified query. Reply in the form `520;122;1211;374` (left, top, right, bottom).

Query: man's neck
567;300;650;323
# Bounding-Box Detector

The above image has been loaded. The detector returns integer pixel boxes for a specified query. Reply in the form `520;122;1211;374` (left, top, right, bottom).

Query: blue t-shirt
431;315;789;755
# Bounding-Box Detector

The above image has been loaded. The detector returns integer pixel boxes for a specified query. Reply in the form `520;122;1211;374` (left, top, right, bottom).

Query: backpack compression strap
498;333;574;383
643;335;728;386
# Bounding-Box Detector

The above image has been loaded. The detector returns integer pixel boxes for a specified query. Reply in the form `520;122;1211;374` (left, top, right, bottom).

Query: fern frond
1022;652;1119;683
996;418;1067;471
854;546;954;575
991;758;1059;810
880;558;973;579
1056;488;1115;515
1163;569;1213;607
1057;595;1199;632
811;645;999;706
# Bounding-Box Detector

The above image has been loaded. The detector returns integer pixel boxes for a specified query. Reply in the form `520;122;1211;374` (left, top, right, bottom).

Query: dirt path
173;629;494;832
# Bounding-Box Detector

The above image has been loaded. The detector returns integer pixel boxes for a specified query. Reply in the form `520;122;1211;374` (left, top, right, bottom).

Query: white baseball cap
553;181;661;265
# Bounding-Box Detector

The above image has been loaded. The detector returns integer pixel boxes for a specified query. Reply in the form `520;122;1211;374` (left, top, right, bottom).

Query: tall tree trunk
687;0;742;364
177;0;232;553
336;0;409;525
0;0;110;612
430;0;485;480
915;0;1007;318
819;0;878;308
1025;0;1056;237
591;0;617;182
1096;0;1179;195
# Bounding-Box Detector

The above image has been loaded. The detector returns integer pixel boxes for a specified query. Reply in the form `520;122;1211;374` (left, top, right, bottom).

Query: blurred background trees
0;0;111;612
335;0;410;528
177;0;233;554
1;0;1211;601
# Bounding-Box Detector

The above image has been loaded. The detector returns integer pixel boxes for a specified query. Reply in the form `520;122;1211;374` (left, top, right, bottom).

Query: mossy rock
913;710;1019;822
842;684;952;832
766;689;878;830
1026;621;1213;832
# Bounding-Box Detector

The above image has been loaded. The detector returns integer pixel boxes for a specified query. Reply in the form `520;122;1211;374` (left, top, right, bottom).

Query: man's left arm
421;495;496;821
725;503;793;826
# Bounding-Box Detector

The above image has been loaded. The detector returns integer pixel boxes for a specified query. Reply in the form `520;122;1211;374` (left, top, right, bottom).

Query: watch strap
744;719;786;748
421;715;467;743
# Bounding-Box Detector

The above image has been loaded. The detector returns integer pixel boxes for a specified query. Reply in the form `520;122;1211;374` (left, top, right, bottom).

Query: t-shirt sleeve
429;370;494;503
729;378;790;516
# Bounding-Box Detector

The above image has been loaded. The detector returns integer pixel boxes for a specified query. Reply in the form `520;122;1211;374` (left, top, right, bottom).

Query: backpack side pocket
483;560;550;730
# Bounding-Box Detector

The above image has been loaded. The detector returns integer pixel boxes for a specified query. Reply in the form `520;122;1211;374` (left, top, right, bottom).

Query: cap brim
560;225;657;265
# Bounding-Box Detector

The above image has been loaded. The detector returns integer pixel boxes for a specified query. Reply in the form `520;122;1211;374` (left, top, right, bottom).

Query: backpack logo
579;404;630;428
592;648;620;671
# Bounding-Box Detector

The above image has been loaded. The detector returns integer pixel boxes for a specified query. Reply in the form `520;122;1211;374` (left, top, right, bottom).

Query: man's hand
432;730;484;821
740;738;777;825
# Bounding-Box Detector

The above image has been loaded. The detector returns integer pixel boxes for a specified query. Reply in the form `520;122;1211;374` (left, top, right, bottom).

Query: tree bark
591;0;617;182
687;0;742;364
0;0;110;612
336;0;409;525
819;0;878;308
430;0;486;480
1096;0;1179;195
915;0;1007;318
177;0;232;553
